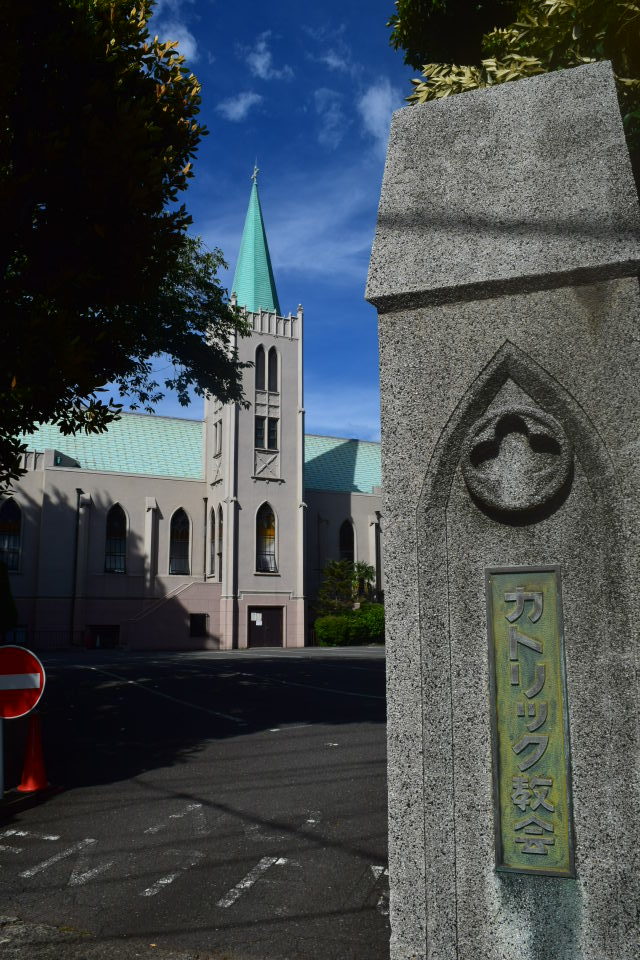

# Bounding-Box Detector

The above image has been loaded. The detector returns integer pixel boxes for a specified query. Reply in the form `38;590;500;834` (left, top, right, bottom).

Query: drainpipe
69;488;83;645
374;510;382;601
203;497;208;581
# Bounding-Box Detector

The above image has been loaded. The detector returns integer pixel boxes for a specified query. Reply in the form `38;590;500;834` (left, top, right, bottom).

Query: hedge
314;603;384;646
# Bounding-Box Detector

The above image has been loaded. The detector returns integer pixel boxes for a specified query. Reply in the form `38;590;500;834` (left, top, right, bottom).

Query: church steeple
232;169;281;315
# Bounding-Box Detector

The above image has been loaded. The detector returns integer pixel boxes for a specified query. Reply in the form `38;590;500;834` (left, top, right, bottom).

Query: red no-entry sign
0;646;46;719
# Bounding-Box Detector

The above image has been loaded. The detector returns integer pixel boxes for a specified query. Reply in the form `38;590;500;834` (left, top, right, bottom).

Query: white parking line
68;859;115;886
370;865;390;916
20;839;96;878
82;666;247;725
216;856;288;908
0;830;60;841
144;802;204;834
237;672;384;701
141;850;205;897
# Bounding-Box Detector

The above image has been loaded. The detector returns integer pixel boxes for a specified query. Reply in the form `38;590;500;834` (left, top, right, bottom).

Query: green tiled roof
304;435;381;494
21;414;204;479
232;180;281;315
21;417;382;493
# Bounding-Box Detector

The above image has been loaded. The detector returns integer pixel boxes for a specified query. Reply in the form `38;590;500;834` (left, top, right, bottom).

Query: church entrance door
248;607;283;647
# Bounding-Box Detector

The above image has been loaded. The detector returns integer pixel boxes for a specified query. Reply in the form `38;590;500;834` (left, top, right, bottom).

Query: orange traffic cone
17;712;49;793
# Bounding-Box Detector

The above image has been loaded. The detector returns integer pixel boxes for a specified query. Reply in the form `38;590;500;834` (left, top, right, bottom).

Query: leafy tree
316;559;376;616
1;0;249;487
388;0;518;67
390;1;640;183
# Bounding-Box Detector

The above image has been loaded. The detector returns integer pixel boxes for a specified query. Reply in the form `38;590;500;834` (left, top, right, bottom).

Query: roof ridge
305;433;381;445
115;410;204;425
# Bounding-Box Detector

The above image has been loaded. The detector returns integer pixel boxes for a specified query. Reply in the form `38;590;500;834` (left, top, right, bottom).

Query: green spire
232;171;281;315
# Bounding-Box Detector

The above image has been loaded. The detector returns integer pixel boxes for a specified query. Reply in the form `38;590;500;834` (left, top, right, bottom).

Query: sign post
0;646;46;797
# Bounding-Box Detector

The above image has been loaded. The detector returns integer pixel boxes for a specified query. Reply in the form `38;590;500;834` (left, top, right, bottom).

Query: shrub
315;615;351;646
314;604;385;646
358;603;385;641
346;615;370;644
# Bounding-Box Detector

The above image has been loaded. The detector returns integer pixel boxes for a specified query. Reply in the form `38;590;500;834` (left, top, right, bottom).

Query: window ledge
254;571;280;577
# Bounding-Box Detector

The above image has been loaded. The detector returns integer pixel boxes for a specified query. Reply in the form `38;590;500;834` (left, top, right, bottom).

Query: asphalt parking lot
0;647;388;960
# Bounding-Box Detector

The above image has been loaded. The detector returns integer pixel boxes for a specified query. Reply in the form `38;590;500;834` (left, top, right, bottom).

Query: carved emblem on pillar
461;406;573;519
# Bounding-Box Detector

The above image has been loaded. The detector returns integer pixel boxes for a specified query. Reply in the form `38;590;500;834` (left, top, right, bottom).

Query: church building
1;178;383;650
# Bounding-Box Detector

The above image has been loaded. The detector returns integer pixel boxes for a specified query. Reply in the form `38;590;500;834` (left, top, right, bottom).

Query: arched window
169;508;190;575
268;347;278;392
339;520;355;563
255;345;265;390
209;507;216;577
217;505;223;581
105;504;126;573
0;499;21;572
256;503;277;573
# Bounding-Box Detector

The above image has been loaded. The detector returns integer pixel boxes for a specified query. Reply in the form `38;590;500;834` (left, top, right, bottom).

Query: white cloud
215;91;263;122
242;32;294;81
152;0;193;15
314;89;349;149
303;23;360;78
318;49;351;73
151;0;198;63
159;19;199;62
357;77;402;157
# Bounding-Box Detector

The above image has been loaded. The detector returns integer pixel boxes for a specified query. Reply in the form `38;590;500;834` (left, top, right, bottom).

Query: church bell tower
205;169;306;649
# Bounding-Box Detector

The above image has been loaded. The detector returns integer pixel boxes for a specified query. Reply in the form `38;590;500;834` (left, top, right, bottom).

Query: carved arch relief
417;339;620;525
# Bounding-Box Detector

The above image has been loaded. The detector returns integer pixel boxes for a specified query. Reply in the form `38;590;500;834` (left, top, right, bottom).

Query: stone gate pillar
366;62;640;960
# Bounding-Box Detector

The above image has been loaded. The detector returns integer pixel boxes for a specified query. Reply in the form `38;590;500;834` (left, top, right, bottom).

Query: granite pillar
366;62;640;960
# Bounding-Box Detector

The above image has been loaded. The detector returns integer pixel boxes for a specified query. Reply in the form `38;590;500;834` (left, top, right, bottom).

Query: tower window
255;416;266;448
217;505;223;581
267;418;278;450
169;508;190;575
105;504;126;574
255;345;266;390
256;503;277;573
339;519;355;563
210;507;216;577
0;499;21;572
268;347;278;392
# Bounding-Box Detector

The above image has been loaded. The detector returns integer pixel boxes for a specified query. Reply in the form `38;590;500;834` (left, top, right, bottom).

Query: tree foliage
390;1;640;181
315;559;376;617
388;0;518;68
1;0;249;486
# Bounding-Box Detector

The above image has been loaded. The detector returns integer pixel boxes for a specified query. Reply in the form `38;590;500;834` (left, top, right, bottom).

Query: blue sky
133;0;415;441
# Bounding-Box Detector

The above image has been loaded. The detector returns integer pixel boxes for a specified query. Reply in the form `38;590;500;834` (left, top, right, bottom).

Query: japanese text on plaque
487;568;575;876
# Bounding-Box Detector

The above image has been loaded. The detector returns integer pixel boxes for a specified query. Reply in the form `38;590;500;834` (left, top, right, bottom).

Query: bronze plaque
486;567;575;877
